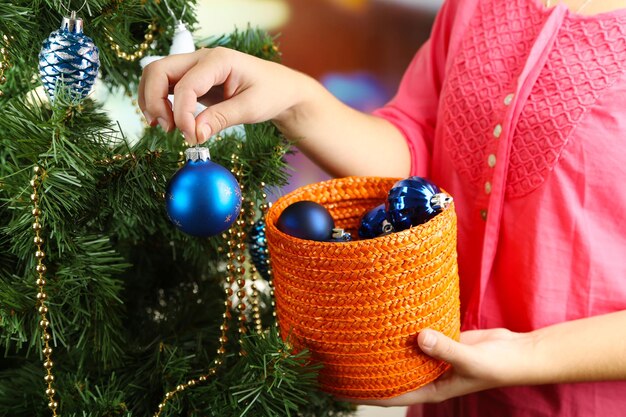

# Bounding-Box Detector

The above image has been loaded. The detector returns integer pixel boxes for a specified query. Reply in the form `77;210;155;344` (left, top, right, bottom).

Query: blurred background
102;1;443;414
103;0;442;199
197;2;442;415
195;0;442;199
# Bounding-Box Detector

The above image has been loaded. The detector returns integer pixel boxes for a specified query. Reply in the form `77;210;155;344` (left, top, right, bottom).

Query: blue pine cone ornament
39;12;100;102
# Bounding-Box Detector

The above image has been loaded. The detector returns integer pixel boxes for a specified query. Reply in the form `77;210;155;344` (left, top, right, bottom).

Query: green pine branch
0;2;356;415
201;26;282;62
155;328;356;417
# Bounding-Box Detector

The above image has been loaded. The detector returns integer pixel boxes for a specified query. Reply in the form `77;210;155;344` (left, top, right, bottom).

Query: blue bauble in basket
276;201;335;241
265;176;461;399
387;176;453;231
38;12;100;102
166;147;241;237
358;203;394;239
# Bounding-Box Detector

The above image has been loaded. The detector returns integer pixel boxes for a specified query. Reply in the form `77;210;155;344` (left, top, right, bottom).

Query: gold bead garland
245;182;274;334
152;265;234;417
107;22;157;62
245;198;263;335
31;166;60;417
31;146;270;416
97;150;162;166
153;145;265;416
229;152;249;350
32;153;160;415
0;34;11;97
126;91;150;124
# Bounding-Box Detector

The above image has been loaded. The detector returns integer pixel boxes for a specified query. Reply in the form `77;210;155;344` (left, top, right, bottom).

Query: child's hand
138;47;309;145
350;328;534;406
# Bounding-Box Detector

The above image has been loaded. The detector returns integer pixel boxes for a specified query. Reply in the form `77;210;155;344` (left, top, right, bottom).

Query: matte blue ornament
248;219;270;279
166;147;241;237
276;201;335;241
358;203;394;239
386;176;453;232
39;11;100;102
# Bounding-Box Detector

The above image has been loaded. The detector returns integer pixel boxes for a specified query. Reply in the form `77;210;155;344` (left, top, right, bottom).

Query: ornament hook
57;0;90;17
163;0;187;24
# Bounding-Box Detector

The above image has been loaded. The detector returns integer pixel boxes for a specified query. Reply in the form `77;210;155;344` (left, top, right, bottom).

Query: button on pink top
373;0;626;415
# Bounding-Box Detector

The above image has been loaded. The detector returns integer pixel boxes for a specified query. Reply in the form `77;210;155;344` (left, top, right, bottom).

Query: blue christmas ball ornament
248;219;270;279
166;147;241;237
387;176;453;231
358;203;394;239
276;201;335;241
39;11;100;102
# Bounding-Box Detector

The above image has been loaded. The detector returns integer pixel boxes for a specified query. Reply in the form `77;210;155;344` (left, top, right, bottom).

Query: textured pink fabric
373;0;626;416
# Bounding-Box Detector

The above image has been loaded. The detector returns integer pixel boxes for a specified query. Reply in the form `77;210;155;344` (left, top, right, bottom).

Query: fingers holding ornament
139;17;211;141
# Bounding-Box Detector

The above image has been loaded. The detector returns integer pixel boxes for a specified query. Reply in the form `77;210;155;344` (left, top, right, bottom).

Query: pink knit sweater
374;0;626;415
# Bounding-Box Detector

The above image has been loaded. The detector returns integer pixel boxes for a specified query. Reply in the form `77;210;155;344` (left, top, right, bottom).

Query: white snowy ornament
140;20;206;115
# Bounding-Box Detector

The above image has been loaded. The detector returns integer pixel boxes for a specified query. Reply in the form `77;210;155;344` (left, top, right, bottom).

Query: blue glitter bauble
276;201;335;241
248;219;270;279
39;14;100;102
358;203;394;239
386;176;452;232
166;149;241;237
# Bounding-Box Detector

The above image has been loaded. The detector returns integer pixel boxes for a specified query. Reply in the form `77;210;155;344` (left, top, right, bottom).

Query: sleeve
372;0;459;177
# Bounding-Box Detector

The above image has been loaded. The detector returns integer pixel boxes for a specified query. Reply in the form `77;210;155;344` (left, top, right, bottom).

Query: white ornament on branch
140;19;206;116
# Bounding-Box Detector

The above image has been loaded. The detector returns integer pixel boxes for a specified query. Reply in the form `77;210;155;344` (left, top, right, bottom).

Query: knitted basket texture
265;176;461;399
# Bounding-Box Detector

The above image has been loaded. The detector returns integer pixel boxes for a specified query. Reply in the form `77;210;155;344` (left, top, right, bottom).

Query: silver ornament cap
185;147;211;162
61;11;83;34
430;193;453;211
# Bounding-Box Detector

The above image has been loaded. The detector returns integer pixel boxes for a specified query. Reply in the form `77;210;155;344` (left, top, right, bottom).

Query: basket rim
266;176;454;248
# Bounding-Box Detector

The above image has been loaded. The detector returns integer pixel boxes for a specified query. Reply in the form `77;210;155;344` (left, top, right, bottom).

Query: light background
101;1;443;415
357;403;408;417
102;0;442;201
196;0;443;201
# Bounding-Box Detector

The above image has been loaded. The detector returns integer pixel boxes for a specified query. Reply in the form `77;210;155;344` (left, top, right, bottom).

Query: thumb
418;329;468;366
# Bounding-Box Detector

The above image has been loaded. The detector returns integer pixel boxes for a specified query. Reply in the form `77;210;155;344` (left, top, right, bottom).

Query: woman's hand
138;47;312;145
354;310;626;407
137;46;411;178
355;328;535;406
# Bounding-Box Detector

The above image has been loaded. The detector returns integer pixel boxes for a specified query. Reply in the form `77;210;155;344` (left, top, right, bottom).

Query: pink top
374;0;626;415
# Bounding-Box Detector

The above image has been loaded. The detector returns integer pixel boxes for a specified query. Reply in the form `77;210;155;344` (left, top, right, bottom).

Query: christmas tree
0;1;355;415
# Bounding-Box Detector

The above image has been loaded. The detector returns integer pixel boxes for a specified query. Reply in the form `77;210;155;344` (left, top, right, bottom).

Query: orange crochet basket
265;176;461;399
